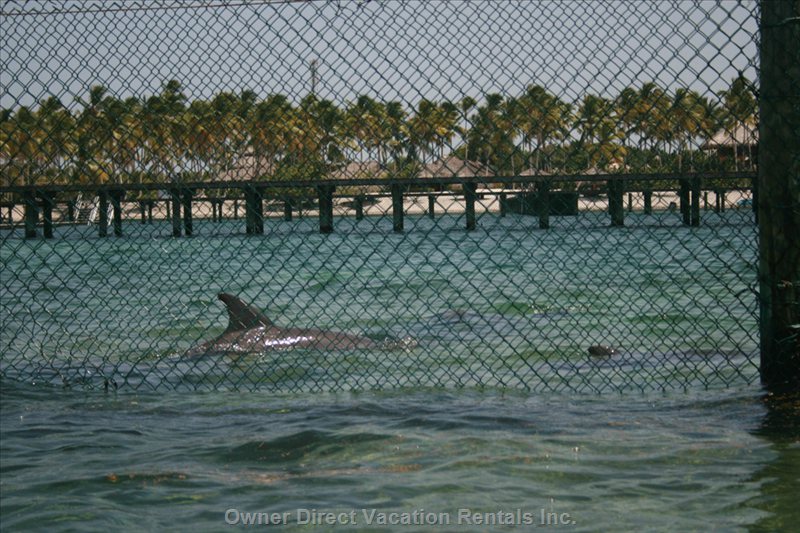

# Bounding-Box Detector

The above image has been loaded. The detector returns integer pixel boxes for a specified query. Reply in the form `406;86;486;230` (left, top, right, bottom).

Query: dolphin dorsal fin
218;293;273;333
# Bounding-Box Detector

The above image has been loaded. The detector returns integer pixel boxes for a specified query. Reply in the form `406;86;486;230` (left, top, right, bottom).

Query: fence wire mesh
1;0;761;392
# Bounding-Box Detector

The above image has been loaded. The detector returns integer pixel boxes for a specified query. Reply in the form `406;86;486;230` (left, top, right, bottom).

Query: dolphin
184;293;389;358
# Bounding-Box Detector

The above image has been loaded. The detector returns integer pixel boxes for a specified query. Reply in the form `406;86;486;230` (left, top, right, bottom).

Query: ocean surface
3;209;796;531
2;382;799;531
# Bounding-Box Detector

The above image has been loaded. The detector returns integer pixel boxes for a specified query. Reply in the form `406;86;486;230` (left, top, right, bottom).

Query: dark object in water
588;345;618;357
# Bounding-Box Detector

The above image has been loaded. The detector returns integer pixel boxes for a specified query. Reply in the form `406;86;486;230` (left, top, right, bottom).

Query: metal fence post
758;0;800;391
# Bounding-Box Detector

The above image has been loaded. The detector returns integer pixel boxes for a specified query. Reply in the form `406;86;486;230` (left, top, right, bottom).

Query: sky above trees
2;1;758;109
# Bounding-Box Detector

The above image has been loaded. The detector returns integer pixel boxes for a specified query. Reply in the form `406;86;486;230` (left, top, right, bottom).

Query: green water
1;383;799;531
4;210;795;531
1;211;759;393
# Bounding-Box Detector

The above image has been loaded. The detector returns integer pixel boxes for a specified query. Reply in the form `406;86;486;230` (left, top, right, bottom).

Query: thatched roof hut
517;167;551;176
702;122;759;149
217;154;275;181
326;160;385;180
701;121;758;170
418;156;494;178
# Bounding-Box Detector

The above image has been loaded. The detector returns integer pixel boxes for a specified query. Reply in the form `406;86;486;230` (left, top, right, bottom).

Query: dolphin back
182;293;415;358
218;293;273;333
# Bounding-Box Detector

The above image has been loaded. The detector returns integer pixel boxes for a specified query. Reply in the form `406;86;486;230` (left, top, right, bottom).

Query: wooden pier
0;172;756;239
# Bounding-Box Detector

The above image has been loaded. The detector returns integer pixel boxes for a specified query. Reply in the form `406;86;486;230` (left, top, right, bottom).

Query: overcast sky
1;0;760;110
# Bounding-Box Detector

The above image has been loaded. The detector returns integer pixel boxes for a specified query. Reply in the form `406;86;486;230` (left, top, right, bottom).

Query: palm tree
209;91;249;178
184;98;218;177
575;94;626;170
383;100;409;165
238;89;258;123
141;80;187;181
344;96;394;165
465;93;514;174
72;85;115;184
30;96;76;185
407;99;462;163
248;94;294;178
97;95;145;184
407;99;438;162
0;108;15;186
0;108;17;190
298;94;346;166
669;88;716;172
290;95;326;171
6;78;760;188
634;82;671;154
459;96;477;160
717;74;757;170
510;84;572;172
434;101;460;159
614;87;639;168
2;106;44;185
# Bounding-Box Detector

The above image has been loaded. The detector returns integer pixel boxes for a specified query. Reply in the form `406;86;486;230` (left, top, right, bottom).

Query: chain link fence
1;0;761;392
